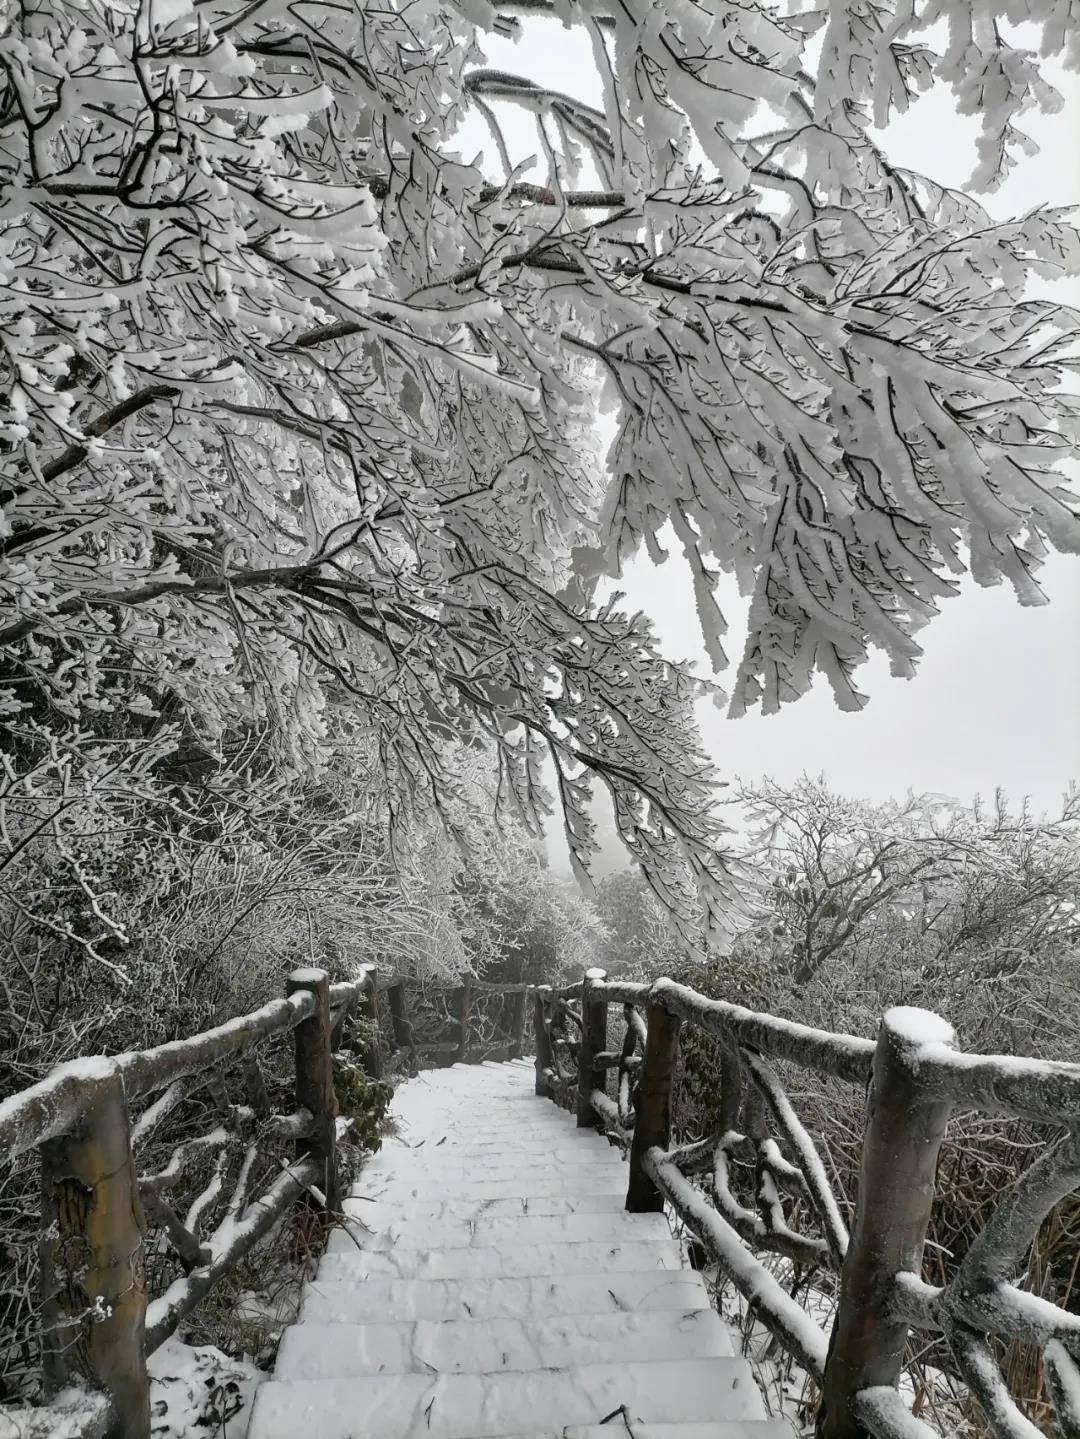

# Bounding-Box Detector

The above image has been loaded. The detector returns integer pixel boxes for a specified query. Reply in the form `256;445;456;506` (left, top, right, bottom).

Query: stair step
367;1136;613;1160
317;1238;684;1282
352;1176;628;1201
247;1357;764;1439
338;1211;667;1254
360;1155;625;1181
299;1270;712;1326
326;1210;669;1255
389;1124;589;1144
275;1308;733;1379
393;1111;581;1128
484;1428;792;1439
336;1192;632;1226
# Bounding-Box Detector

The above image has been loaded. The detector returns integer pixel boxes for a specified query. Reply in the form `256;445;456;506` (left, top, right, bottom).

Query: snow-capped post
38;1058;150;1438
455;978;473;1063
534;987;554;1096
626;997;680;1212
286;968;340;1214
507;988;528;1060
356;965;383;1080
577;968;609;1128
819;1008;955;1439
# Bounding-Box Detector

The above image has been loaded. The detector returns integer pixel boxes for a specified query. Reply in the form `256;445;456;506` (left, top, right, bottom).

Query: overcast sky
456;21;1080;859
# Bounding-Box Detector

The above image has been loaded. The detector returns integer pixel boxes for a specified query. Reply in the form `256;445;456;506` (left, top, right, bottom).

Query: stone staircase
248;1058;791;1439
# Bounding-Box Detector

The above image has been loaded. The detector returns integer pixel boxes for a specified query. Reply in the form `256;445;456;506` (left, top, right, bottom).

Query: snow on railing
0;963;539;1436
534;971;1080;1439
374;973;532;1071
0;965;374;1439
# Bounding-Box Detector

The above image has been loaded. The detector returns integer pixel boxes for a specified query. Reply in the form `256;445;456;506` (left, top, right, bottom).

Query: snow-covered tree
1;0;1077;944
733;777;1080;1052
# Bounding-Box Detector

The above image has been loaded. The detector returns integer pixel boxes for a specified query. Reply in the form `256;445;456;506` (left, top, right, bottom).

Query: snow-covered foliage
733;778;1080;1055
147;1336;266;1439
3;0;1076;942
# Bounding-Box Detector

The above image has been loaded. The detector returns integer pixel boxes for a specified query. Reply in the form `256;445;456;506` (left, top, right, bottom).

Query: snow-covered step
486;1427;791;1439
317;1237;684;1281
388;1122;591;1144
300;1270;713;1326
350;1175;628;1201
327;1210;670;1254
393;1111;581;1128
251;1062;754;1439
275;1308;733;1379
335;1192;631;1226
359;1153;624;1178
371;1135;612;1158
248;1357;764;1439
354;1167;626;1195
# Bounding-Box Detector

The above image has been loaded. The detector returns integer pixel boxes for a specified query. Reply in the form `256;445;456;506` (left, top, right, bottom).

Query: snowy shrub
667;780;1080;1434
333;1056;394;1155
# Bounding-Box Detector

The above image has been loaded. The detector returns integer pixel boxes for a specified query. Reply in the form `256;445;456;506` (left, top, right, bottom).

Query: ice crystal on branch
0;0;1076;941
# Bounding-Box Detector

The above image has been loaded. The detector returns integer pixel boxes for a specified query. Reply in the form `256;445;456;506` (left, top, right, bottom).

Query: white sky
454;20;1080;854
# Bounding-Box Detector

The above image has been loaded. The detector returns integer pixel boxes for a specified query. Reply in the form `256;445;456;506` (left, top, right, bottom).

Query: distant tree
594;870;683;978
733;777;1080;1054
1;0;1077;943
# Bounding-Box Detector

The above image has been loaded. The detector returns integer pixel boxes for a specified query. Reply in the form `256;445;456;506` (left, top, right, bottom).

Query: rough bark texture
818;1010;954;1439
386;982;417;1069
39;1062;150;1439
455;979;473;1064
286;968;339;1214
356;968;384;1079
651;979;874;1085
626;1000;680;1213
143;1161;317;1353
534;989;554;1097
577;969;609;1129
507;989;528;1060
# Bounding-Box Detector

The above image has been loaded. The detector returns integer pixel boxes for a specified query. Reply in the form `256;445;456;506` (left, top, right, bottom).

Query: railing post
626;997;679;1212
356;964;383;1079
455;977;473;1064
39;1059;150;1439
507;987;528;1060
287;967;339;1214
387;980;417;1071
577;968;608;1128
534;986;554;1097
818;1008;955;1439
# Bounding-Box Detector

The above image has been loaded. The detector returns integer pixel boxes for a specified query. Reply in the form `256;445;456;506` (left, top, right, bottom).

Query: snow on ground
147;1335;267;1438
0;1389;110;1439
246;1059;793;1439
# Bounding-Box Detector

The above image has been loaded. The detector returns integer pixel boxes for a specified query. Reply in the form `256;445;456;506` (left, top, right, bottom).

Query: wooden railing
375;975;531;1072
533;969;1080;1439
0;964;534;1437
0;966;374;1439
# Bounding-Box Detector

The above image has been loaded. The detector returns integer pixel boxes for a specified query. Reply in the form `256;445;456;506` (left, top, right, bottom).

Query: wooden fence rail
0;965;536;1438
8;963;1080;1439
533;973;1080;1439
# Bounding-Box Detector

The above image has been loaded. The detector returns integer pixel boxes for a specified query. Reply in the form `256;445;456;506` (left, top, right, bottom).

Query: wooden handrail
537;969;1080;1439
2;967;371;1438
13;960;1078;1439
0;965;569;1435
0;976;378;1161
